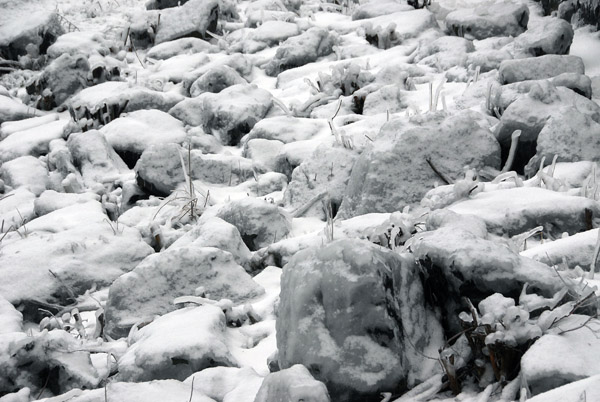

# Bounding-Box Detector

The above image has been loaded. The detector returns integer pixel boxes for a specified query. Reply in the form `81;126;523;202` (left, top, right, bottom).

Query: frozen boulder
521;315;600;395
414;36;475;71
189;66;247;96
37;380;217;402
0;95;38;125
498;55;585;84
33;190;100;217
134;143;184;197
0;155;48;196
105;246;264;339
0;330;100;397
284;144;357;219
170;216;253;269
352;1;413;20
0;119;68;163
170;84;272;146
527;374;600;402
254;364;330;402
277;239;444;401
182;53;253;93
213;197;291;251
100;109;187;166
47;31;111;58
243;138;284;172
522;228;599;271
0;294;22;334
146;37;218;60
186;366;263;402
154;0;219;44
265;28;337;76
448;187;600;237
246;116;329;144
0;9;64;60
66;130;129;184
250;21;300;46
147;0;191;9
513;16;573;56
29;53;90;107
526;106;600;172
339;111;501;218
410;226;560;333
118;305;236;381
445;2;529;40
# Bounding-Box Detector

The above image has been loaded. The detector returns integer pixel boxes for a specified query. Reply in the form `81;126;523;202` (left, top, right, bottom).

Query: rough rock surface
445;2;529;40
277;239;443;401
513;16;574;56
254;365;330;402
154;0;219;44
499;55;585;84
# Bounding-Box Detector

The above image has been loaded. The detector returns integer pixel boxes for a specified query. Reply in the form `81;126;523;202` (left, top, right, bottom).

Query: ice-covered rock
265;28;337;76
134;143;184;196
0;9;63;60
522;228;599;271
0;295;22;334
339;111;501;217
154;0;219;44
513;16;573;56
146;0;190;9
118;305;236;381
527;374;600;402
352;1;413;20
0;95;39;125
170;84;272;146
170;216;253;269
246;117;329;144
410;225;560;333
445;1;529;40
189;66;247;97
254;364;330;402
448;186;600;237
284;144;357;219
521;315;600;395
243;138;284;172
499;55;585;84
250;21;300;46
46;31;111;58
100;109;187;165
146;37;218;60
277;239;444;401
105;246;264;339
526;106;600;172
33;190;100;217
185;367;263;402
212;198;291;251
66;130;129;185
0;155;48;196
182;54;253;93
0;119;68;163
414;36;475;71
0;201;154;309
30;53;90;107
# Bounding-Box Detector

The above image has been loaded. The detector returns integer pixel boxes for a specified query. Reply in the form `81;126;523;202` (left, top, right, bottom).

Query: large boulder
265;28;337;76
254;365;330;402
105;246;264;339
0;95;39;125
526;106;600;172
513;16;573;56
0;155;48;196
118;305;236;381
498;55;584;84
154;0;219;44
169;84;272;146
0;119;68;163
445;2;529;40
246;116;329;144
277;239;444;401
213;198;291;251
283;144;357;219
339;111;501;218
0;9;64;60
29;53;90;107
189;65;247;97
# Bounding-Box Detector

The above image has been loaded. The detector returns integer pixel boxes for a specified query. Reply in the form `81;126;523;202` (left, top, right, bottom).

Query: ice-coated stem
501;130;521;173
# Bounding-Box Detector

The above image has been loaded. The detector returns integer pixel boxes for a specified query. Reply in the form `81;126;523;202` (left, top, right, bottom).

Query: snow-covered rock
212;197;291;251
134;143;183;196
0;155;48;196
522;229;599;271
47;31;111;58
33;190;100;217
254;364;330;402
154;0;219;44
499;55;585;84
0;95;39;125
352;1;413;20
118;305;237;381
243;138;284;172
339;111;501;217
277;239;443;401
32;53;91;107
445;1;529;40
0;9;63;60
513;16;574;56
0;295;22;334
0;119;68;163
105;246;264;339
146;37;218;60
185;367;263;402
265;28;337;76
189;66;247;97
169;84;272;146
246;117;329;144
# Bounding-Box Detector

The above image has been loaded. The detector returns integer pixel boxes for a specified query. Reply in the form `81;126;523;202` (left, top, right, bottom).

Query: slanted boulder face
0;10;64;60
498;55;585;85
154;0;219;44
117;306;237;382
28;53;90;108
135;143;183;197
526;106;600;173
445;1;529;40
104;246;264;339
254;364;330;402
265;27;337;76
338;111;501;218
214;198;291;251
410;216;561;334
277;239;444;402
283;144;357;219
513;16;573;56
